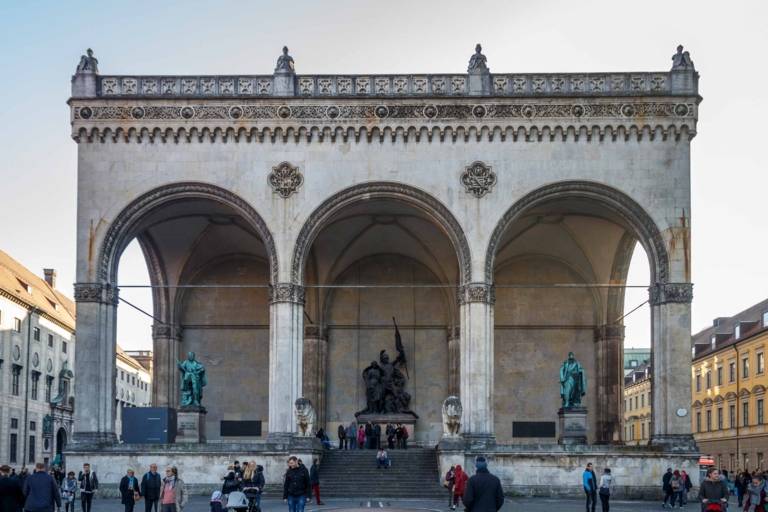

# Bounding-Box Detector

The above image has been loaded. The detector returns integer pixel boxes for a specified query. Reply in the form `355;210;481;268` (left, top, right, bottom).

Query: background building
115;346;152;440
624;347;651;376
0;250;76;468
691;299;768;473
623;362;651;445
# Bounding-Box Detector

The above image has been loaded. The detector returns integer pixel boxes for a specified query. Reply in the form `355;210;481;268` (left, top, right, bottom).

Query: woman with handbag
119;469;141;512
598;468;613;512
444;466;456;508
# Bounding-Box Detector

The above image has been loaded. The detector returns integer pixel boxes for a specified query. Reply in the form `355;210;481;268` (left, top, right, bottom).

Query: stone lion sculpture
294;397;316;437
442;396;462;437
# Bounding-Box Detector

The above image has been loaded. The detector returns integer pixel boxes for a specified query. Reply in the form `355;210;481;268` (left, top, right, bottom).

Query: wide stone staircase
318;448;446;498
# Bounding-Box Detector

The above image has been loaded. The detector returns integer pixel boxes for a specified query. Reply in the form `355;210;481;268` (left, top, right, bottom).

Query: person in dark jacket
283;457;311;512
309;459;324;505
661;467;674;508
0;464;25;512
337;424;347;450
373;424;382;450
78;463;98;512
462;456;504;512
364;423;374;449
221;470;240;495
699;467;729;511
23;462;62;512
242;462;265;510
120;469;141;512
141;464;162;512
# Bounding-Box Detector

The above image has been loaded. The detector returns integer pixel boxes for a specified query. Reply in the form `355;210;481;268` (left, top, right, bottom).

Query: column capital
457;283;495;305
304;325;326;338
73;282;119;305
648;282;693;306
447;326;461;341
269;282;305;304
152;324;182;340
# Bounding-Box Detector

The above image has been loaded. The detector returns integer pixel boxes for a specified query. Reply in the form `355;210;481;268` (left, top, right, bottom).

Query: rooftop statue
275;46;295;73
467;43;489;73
559;351;586;409
671;44;695;71
178;351;207;409
76;48;99;73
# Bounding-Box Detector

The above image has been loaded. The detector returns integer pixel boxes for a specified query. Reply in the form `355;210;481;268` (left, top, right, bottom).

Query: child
61;471;78;512
210;490;224;512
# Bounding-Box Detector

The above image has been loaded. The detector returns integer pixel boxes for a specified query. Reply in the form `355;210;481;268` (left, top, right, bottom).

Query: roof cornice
0;288;76;333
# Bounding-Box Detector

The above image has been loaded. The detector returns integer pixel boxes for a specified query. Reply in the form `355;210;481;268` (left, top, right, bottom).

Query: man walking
78;463;98;512
141;464;162;512
582;462;597;512
283;456;311;512
0;464;25;512
22;462;61;512
309;459;324;505
120;469;140;512
462;456;504;512
661;467;674;508
337;424;347;450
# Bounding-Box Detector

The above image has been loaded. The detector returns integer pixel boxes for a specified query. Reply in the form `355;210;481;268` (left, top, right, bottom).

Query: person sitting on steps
376;449;390;469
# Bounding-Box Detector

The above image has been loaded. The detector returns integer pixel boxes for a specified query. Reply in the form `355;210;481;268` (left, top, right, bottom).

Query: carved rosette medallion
73;282;119;305
457;283;495;305
461;161;497;198
268;162;303;198
648;282;693;306
269;283;306;304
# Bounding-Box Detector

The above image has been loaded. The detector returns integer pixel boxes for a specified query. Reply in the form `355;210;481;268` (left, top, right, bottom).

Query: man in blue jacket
583;462;597;512
22;462;61;512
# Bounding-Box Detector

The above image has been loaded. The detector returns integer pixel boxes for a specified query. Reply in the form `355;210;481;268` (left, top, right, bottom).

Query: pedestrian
582;462;597;512
462;456;504;512
120;469;141;512
60;471;78;512
699;467;729;512
671;470;685;508
159;466;187;512
337;424;347;450
365;423;374;449
373;423;382;450
22;462;61;512
357;425;365;449
386;424;396;450
309;458;324;505
78;463;98;512
19;467;29;486
681;470;692;505
662;467;674;508
598;468;612;512
444;465;456;509
737;470;752;508
400;425;409;450
222;469;240;496
141;464;162;512
232;461;243;480
0;464;25;512
744;474;767;512
242;462;265;510
209;491;223;512
52;466;65;487
346;423;357;451
451;465;468;510
315;428;332;450
283;456;311;512
376;449;390;469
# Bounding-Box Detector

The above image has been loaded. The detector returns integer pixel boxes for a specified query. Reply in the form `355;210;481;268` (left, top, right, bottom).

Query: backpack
671;476;681;490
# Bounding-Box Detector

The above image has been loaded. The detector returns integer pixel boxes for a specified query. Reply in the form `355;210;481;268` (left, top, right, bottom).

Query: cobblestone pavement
92;495;730;511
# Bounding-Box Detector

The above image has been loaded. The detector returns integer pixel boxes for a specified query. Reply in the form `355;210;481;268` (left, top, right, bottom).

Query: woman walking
357;425;366;449
451;465;468;511
242;462;264;511
159;466;187;512
598;468;613;512
61;471;78;512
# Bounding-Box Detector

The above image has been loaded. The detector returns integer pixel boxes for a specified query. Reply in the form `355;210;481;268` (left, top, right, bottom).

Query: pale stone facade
67;45;699;494
623;363;651;445
114;346;152;440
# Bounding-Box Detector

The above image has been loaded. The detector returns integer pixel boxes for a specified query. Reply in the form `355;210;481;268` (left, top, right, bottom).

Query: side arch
97;181;278;284
291;182;472;285
484;180;670;285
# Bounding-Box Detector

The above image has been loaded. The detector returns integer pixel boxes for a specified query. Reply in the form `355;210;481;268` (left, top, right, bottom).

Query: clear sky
1;0;766;351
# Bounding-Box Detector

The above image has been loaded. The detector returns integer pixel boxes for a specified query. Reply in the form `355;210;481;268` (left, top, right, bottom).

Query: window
758;399;765;425
14;317;22;332
763;311;768;327
758;353;765;374
706;410;712;431
730;404;736;428
10;418;18;429
47;334;53;348
45;376;53;402
120;370;124;381
696;412;701;432
641;422;645;439
634;396;639;409
696;374;702;392
132;375;136;386
735;324;741;339
706;370;712;389
29;421;36;431
11;365;22;396
743;402;750;426
62;341;67;354
28;435;35;463
717;366;723;386
32;327;40;341
729;362;737;383
743;357;750;378
30;373;39;400
641;393;645;408
9;433;17;463
717;407;724;430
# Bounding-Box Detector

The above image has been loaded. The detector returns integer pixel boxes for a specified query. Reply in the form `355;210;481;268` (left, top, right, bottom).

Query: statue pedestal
558;407;587;445
356;413;417;443
176;408;206;443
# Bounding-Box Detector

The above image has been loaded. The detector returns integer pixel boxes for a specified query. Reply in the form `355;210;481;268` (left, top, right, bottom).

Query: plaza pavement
93;495;729;511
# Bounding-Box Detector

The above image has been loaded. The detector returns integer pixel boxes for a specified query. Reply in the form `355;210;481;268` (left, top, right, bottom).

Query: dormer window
763;311;768;327
711;335;716;348
735;325;741;339
16;278;31;294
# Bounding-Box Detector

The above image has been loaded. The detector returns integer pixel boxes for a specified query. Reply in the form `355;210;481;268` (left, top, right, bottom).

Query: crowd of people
696;467;768;512
443;456;505;512
333;422;410;450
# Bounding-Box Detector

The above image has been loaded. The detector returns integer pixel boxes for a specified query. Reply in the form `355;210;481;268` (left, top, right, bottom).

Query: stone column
458;283;495;443
447;326;460;397
302;325;327;430
268;283;305;439
594;324;625;444
72;283;119;445
151;325;181;408
649;282;696;448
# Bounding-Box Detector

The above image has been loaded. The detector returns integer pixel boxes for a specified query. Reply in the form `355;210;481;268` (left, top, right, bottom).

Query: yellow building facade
691;301;768;473
624;363;651;445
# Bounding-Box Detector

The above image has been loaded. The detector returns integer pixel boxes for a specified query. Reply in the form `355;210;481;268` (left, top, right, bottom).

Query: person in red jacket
452;465;468;510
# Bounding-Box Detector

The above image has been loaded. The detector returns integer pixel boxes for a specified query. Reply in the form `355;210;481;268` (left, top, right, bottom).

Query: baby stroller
224;491;249;512
241;485;262;512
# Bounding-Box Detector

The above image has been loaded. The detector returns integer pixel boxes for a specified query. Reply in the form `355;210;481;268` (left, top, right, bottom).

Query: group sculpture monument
558;351;588;444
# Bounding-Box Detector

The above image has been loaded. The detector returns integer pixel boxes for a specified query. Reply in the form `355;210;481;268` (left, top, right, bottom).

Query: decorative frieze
268;162;303;198
73;282;119;305
648;282;693;306
269;283;305;304
457;283;496;305
461;161;497;198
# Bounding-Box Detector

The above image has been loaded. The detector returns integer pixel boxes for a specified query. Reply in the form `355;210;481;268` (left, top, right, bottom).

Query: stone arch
484;180;670;285
98;181;278;285
291;182;472;285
